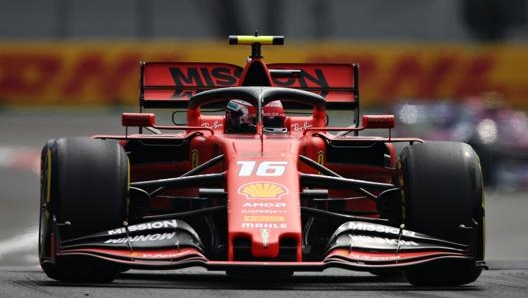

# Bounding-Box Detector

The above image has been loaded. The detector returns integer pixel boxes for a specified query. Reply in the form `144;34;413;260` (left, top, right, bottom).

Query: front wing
43;217;484;272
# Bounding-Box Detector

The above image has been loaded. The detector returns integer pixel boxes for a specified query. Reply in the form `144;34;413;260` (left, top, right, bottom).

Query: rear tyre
39;137;129;282
397;141;485;286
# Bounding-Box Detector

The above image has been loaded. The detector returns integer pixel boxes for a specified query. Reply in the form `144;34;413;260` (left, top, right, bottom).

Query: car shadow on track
33;271;483;292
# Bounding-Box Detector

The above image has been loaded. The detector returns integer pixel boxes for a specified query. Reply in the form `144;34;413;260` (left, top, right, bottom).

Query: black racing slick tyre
39;137;129;282
397;141;485;286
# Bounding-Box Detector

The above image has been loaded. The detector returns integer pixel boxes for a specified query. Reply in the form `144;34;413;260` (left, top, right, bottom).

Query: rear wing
139;62;359;110
140;62;242;109
268;63;358;109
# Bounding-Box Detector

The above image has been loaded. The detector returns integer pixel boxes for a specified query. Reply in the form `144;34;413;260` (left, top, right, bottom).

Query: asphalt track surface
1;108;528;297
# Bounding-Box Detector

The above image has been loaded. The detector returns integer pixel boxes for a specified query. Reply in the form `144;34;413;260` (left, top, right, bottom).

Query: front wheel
39;137;129;282
397;141;485;286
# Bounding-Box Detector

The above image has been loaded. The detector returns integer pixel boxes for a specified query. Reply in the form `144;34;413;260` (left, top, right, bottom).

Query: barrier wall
1;41;527;108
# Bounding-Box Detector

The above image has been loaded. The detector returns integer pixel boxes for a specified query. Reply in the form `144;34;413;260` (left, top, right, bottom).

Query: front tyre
39;137;129;282
397;141;485;286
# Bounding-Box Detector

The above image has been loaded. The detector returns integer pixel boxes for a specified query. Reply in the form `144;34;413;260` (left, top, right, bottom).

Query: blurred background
1;0;528;268
0;0;528;179
1;0;527;106
1;0;528;189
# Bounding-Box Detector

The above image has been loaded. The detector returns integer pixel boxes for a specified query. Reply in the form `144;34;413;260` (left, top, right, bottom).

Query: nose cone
226;142;302;261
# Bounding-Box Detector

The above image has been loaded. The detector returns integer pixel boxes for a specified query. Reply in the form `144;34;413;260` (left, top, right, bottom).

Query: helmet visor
263;116;285;128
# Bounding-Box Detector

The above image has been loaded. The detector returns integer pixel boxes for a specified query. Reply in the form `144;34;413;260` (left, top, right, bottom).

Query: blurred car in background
391;92;528;190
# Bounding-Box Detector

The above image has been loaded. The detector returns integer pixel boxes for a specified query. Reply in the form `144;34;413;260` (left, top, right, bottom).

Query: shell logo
238;182;289;199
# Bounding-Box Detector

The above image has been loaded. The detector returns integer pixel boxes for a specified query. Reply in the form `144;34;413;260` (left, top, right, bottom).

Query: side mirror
122;113;155;127
362;115;395;129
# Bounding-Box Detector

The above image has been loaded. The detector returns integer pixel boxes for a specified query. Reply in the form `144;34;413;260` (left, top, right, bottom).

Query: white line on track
0;145;40;175
0;227;38;260
0;146;40;265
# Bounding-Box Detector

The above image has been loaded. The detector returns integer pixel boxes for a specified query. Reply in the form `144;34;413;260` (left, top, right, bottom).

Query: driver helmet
225;99;256;133
263;100;287;134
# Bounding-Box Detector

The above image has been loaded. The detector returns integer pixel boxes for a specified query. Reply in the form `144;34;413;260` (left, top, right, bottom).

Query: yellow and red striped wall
1;41;527;108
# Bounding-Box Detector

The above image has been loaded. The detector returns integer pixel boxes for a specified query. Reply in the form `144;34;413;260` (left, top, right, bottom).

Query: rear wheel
39;137;129;282
397;141;485;286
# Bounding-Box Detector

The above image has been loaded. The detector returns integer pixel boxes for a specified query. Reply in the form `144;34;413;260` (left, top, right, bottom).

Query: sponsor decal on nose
238;182;288;199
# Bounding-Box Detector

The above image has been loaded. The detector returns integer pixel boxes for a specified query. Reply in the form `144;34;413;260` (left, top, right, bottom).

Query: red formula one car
38;35;486;286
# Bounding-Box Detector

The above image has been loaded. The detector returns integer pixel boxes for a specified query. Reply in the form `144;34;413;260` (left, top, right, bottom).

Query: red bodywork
54;46;473;273
134;57;364;262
